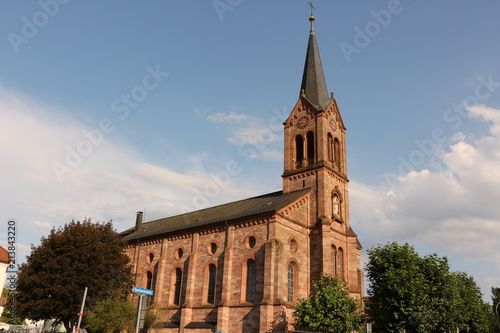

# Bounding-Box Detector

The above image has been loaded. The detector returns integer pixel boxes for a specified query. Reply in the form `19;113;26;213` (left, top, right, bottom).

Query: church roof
121;188;311;242
300;17;330;110
0;246;11;264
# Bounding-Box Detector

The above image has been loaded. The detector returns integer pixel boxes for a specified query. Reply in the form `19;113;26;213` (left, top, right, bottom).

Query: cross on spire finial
308;0;316;30
308;0;315;17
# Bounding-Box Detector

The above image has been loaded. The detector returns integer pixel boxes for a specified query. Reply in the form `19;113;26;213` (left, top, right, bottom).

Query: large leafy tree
293;275;363;333
366;242;490;333
442;272;490;332
492;287;500;333
16;220;133;332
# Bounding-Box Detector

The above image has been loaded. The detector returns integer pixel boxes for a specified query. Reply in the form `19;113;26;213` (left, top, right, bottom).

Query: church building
121;13;363;333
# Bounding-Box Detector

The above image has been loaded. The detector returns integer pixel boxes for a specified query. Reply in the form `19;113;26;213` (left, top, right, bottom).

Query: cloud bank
0;86;256;252
351;104;500;292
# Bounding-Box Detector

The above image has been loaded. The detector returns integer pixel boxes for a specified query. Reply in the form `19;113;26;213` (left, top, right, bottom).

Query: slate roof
121;189;311;242
300;19;330;110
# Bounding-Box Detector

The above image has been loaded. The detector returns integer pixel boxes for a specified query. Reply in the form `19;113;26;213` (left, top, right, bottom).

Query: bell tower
283;14;349;228
282;12;362;296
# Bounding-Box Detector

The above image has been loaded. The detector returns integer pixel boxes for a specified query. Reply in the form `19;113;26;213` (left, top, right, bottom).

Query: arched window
334;138;341;166
331;245;337;275
306;131;314;160
287;263;296;303
295;135;304;162
328;133;334;162
337;248;344;279
173;268;182;305
246;259;257;302
146;271;153;290
207;264;217;304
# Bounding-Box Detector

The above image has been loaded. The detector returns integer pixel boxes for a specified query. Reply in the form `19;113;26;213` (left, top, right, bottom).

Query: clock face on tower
297;116;309;129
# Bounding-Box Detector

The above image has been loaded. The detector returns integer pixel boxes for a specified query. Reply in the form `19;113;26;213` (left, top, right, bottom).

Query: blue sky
1;1;500;300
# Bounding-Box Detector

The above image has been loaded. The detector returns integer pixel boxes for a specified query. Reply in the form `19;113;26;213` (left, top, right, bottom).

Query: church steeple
283;4;348;193
300;15;330;110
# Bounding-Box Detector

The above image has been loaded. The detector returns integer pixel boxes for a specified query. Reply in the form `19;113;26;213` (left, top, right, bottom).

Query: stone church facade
121;15;363;333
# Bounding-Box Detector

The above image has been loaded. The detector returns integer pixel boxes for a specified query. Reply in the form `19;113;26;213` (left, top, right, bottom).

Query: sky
1;0;500;300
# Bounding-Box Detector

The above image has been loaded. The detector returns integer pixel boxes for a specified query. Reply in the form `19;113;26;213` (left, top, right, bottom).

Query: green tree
0;288;23;324
442;272;490;332
366;242;490;333
366;242;447;332
293;275;363;333
492;287;500;333
86;295;136;333
16;220;133;332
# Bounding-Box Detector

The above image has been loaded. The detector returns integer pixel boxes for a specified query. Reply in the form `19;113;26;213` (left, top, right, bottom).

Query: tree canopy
86;295;136;333
293;275;363;333
16;220;133;332
492;287;500;333
366;242;490;333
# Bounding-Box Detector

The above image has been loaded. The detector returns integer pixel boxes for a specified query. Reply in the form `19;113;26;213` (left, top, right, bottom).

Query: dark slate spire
300;15;330;109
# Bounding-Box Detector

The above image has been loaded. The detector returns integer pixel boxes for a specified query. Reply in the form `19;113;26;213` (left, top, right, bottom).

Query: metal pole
135;294;144;333
76;287;88;332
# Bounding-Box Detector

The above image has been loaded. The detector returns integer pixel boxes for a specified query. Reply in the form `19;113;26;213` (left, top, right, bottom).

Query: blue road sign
132;286;154;296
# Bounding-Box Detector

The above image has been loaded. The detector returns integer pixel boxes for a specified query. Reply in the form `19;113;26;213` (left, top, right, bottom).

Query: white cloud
207;111;250;123
205;110;283;161
33;221;53;229
351;105;500;275
0;86;258;251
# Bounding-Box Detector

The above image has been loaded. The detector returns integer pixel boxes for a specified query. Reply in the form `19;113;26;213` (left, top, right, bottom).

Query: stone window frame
306;130;315;161
202;262;218;305
245;234;257;249
334;137;341;169
331;244;337;276
327;133;334;162
295;134;304;163
174;247;184;260
170;266;183;306
208;241;218;255
287;261;299;303
240;257;257;303
288;237;298;253
337;247;344;280
332;190;343;221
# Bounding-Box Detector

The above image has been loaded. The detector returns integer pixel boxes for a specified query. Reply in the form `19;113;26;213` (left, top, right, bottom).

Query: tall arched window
173;268;182;306
295;135;304;162
337;248;344;279
146;271;153;290
207;264;217;304
246;259;257;302
334;138;341;167
287;263;296;303
328;133;334;162
331;245;337;276
306;131;314;161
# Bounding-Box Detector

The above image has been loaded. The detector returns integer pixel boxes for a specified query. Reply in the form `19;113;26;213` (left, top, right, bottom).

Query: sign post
133;286;154;296
133;287;154;333
75;287;88;332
